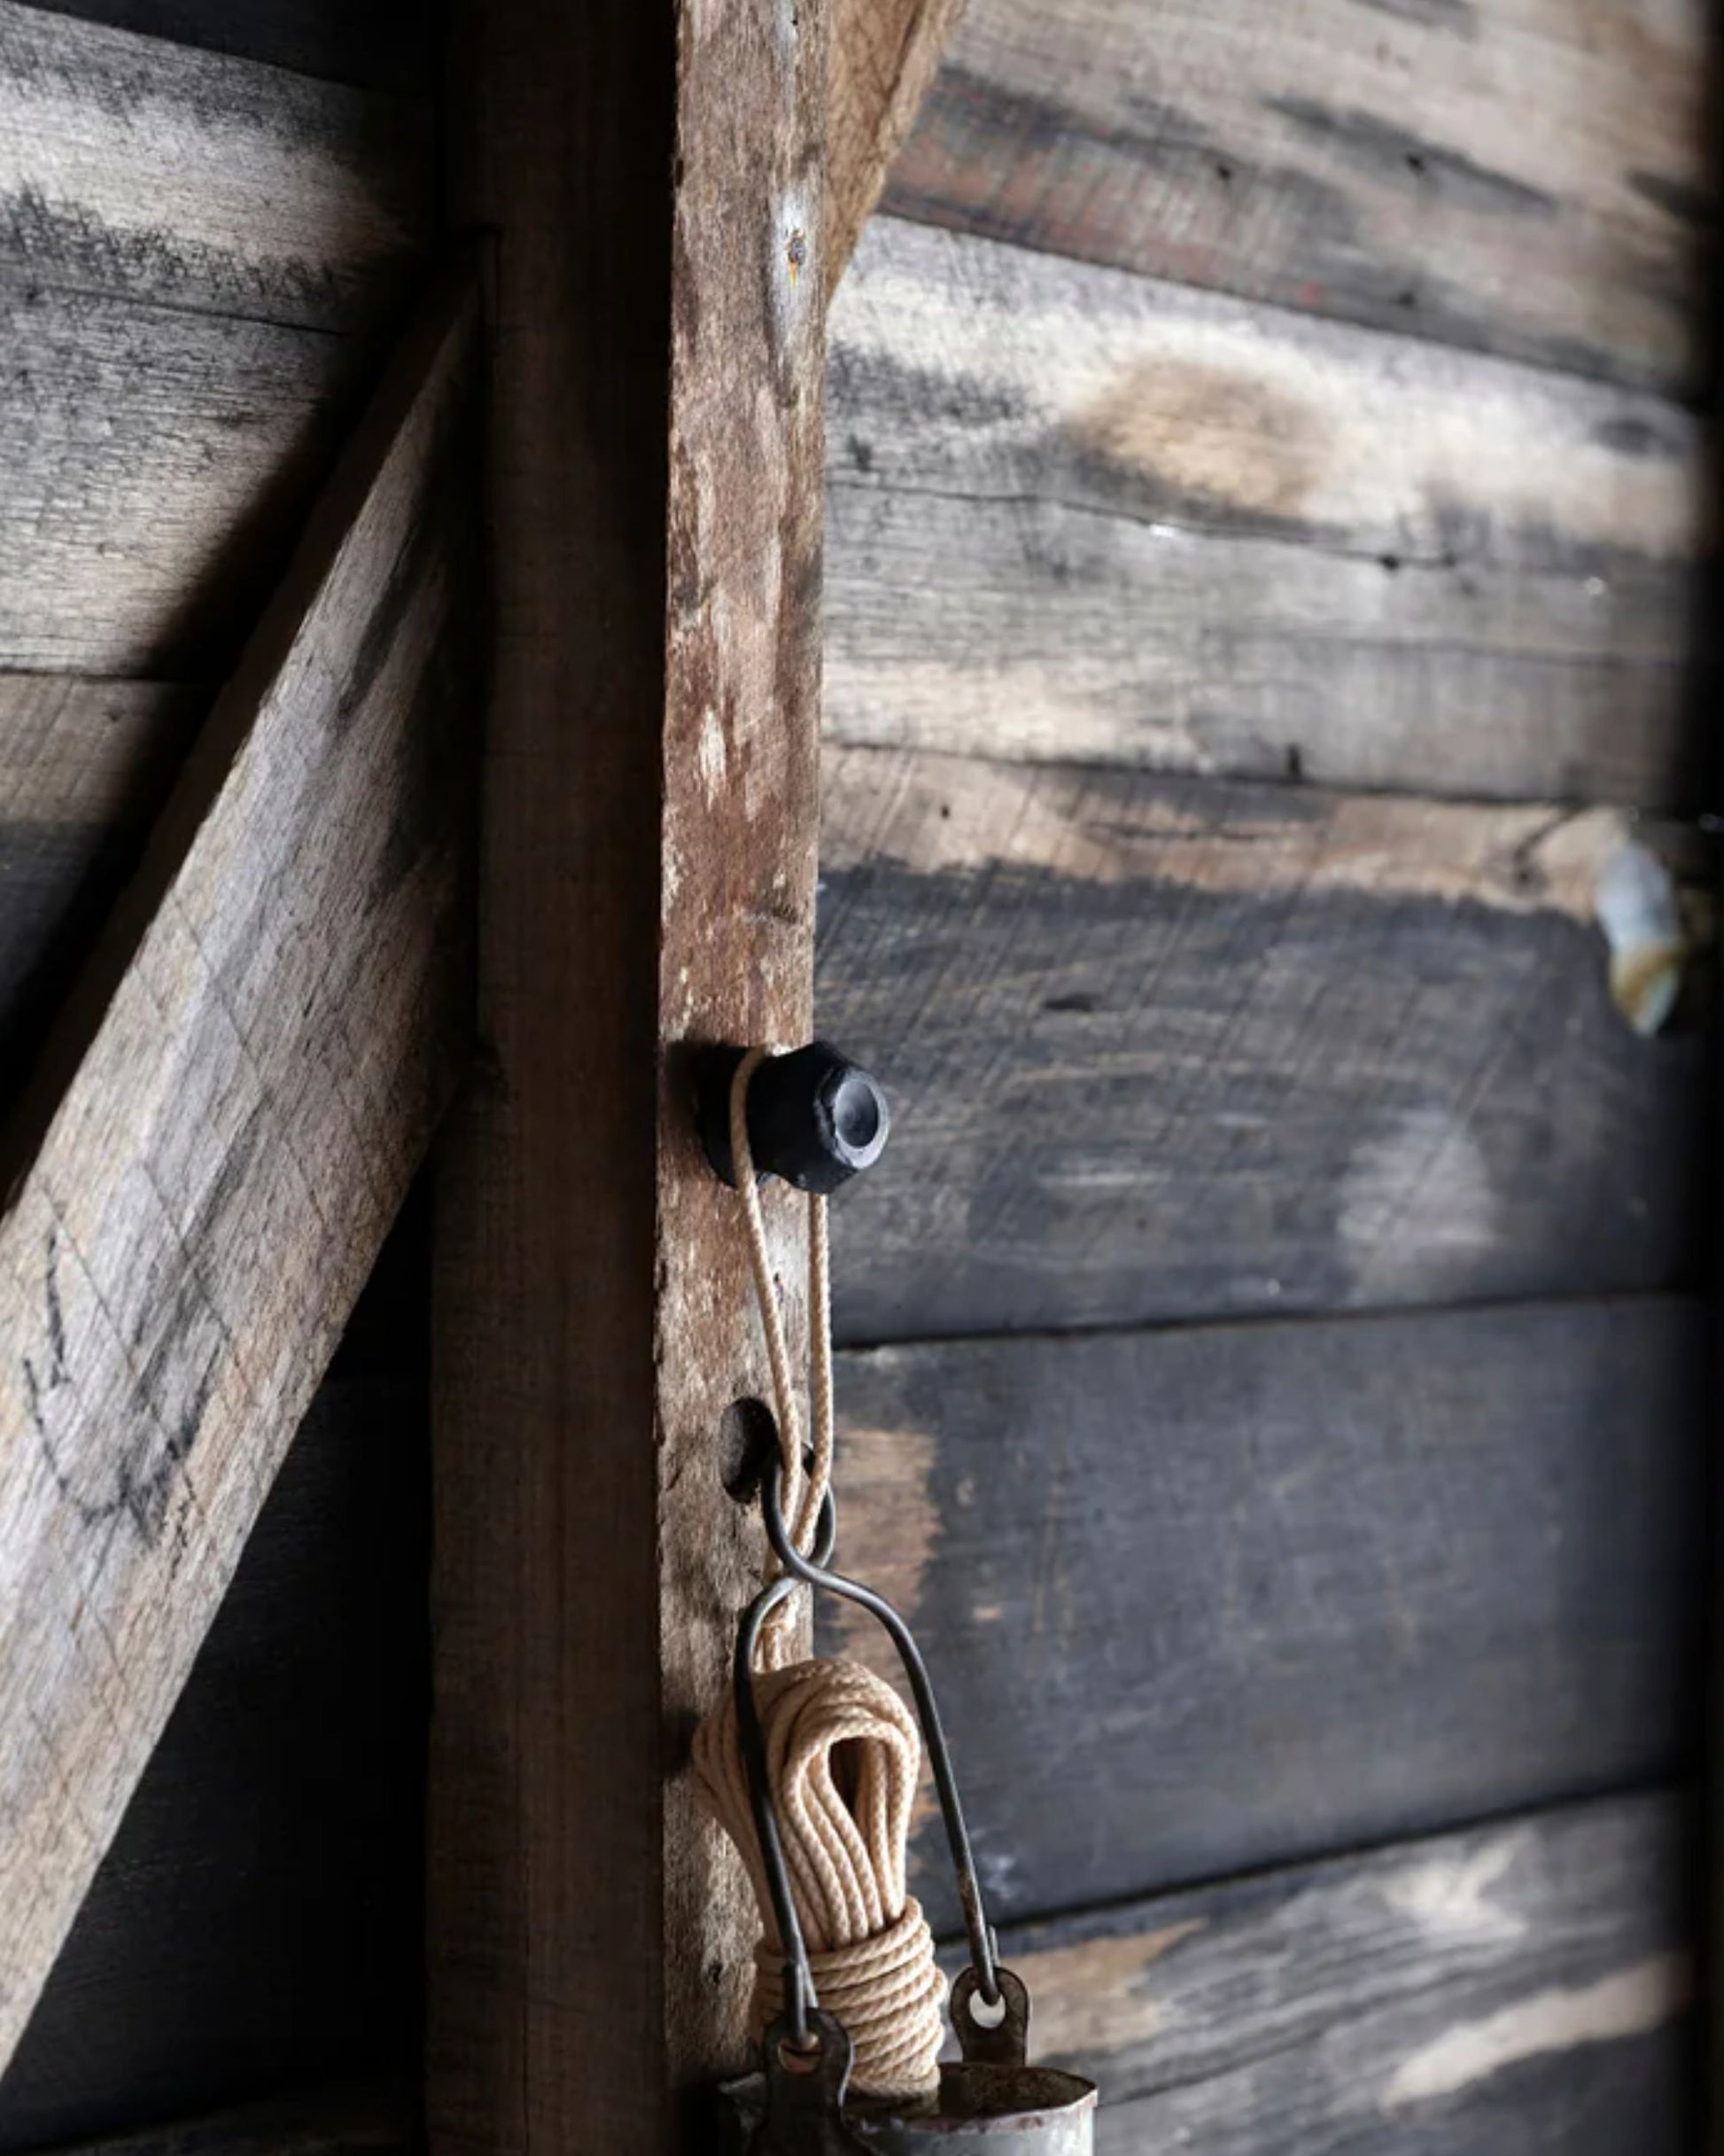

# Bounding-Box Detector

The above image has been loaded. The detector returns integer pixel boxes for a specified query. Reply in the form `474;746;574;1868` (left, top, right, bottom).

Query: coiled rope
692;1048;945;2101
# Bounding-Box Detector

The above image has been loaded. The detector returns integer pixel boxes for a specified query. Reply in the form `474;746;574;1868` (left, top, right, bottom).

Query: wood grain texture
0;0;436;678
0;1377;426;2155
817;747;1712;1342
980;1792;1696;2154
0;283;478;2074
883;0;1717;397
0;680;202;1121
0;291;377;675
0;675;198;830
826;1301;1707;1930
429;3;828;2149
0;1;431;328
826;216;1706;806
827;0;967;293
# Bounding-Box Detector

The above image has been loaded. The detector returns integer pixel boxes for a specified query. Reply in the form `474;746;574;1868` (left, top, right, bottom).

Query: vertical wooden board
657;0;828;2099
0;285;478;2074
827;1302;1707;1929
429;2;828;2149
0;1;431;329
883;0;1715;396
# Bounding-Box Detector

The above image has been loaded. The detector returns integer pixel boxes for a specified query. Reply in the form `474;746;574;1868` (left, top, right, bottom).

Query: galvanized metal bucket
850;2061;1097;2151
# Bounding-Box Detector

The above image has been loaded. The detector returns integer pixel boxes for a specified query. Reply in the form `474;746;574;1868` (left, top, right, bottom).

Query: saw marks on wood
827;1302;1706;1928
817;746;1711;1341
884;0;1715;397
826;217;1705;805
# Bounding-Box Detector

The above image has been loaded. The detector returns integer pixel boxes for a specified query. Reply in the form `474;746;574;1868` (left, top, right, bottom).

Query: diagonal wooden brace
0;276;481;2072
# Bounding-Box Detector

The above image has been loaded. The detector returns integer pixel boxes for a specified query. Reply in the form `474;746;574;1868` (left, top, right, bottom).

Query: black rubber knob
695;1041;890;1195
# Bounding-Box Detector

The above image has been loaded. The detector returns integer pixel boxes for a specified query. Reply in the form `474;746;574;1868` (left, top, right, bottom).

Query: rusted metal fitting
719;1971;1097;2153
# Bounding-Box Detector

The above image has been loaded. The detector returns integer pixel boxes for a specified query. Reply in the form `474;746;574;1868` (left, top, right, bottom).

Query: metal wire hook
733;1455;1002;2059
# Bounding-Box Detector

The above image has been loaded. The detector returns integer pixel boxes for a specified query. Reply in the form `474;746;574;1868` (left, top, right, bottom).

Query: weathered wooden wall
0;1;1713;2152
0;3;439;2144
816;1;1716;2148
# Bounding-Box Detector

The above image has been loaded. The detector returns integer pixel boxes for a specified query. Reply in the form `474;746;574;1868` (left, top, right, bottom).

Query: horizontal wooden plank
826;216;1705;806
0;283;478;2074
883;0;1713;397
972;1792;1695;2155
826;1301;1707;1930
0;1376;426;2153
0;679;200;1125
0;676;199;829
817;747;1711;1341
0;1;431;328
0;291;369;674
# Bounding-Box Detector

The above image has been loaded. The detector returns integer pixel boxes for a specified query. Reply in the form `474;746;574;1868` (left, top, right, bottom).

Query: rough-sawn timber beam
429;1;829;2151
0;276;478;2070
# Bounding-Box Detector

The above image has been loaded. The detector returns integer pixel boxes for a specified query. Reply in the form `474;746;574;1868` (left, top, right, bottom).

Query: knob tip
695;1041;890;1194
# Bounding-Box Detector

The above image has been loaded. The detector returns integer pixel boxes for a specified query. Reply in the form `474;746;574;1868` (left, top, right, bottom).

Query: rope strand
727;1047;834;1669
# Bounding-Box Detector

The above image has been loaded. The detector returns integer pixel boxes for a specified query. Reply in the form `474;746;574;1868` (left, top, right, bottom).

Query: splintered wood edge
826;0;968;293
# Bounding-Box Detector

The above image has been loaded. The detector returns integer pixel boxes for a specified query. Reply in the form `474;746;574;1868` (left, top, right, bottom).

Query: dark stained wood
817;748;1712;1343
975;1791;1696;2156
0;1377;427;2156
825;1300;1707;1929
882;0;1716;398
0;282;479;2074
4;2093;414;2156
27;0;435;95
428;2;830;2149
0;3;431;330
826;216;1706;807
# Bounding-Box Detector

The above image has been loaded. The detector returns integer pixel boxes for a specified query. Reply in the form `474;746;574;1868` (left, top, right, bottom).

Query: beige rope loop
728;1047;834;1670
694;1657;946;2100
